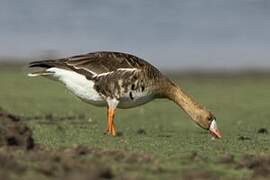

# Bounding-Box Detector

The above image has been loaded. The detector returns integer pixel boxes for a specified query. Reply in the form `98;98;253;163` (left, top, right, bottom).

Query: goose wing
30;51;149;77
66;51;148;74
29;51;163;83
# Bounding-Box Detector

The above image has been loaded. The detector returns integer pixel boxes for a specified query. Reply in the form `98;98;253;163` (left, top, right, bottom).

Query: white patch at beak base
209;119;222;138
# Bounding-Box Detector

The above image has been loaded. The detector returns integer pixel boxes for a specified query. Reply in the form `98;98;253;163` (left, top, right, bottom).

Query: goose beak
209;119;222;138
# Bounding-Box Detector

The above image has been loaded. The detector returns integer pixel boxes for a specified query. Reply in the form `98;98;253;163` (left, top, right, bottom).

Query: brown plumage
28;51;222;138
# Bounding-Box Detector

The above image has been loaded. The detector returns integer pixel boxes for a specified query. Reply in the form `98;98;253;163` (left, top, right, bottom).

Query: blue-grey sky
1;0;270;69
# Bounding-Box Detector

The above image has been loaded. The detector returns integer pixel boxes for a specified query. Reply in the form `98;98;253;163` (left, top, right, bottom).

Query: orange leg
106;106;117;136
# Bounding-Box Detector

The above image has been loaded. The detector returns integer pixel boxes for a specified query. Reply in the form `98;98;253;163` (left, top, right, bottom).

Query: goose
28;51;221;138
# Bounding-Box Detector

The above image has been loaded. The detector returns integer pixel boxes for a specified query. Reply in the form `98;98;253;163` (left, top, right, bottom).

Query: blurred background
0;0;270;71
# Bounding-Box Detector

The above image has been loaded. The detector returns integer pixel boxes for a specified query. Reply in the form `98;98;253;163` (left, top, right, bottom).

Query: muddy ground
0;108;270;179
0;108;163;180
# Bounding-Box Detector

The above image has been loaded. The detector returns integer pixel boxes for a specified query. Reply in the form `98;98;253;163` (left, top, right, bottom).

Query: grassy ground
0;66;270;179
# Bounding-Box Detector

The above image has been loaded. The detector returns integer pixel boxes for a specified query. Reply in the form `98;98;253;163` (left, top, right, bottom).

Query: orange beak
209;119;222;138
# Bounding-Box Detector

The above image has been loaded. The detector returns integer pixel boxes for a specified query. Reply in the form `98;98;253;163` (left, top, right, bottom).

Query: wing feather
29;51;161;80
64;52;147;74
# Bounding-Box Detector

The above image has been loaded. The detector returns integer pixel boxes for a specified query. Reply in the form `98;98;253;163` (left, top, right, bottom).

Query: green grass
1;67;270;179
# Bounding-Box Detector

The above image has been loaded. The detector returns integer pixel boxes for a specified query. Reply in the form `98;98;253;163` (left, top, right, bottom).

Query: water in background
1;0;270;70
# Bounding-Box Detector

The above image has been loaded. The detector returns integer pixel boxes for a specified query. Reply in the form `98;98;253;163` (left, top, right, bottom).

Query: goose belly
47;68;106;106
118;91;155;109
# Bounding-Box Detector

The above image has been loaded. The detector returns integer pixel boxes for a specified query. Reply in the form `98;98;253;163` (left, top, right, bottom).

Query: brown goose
28;51;222;138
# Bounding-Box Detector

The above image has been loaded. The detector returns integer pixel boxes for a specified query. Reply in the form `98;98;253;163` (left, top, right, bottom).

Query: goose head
194;111;222;138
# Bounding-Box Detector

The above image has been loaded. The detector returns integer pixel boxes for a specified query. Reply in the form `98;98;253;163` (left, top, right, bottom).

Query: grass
0;66;270;179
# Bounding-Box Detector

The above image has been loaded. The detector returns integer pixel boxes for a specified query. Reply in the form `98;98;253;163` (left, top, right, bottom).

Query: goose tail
27;71;54;77
28;60;61;77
